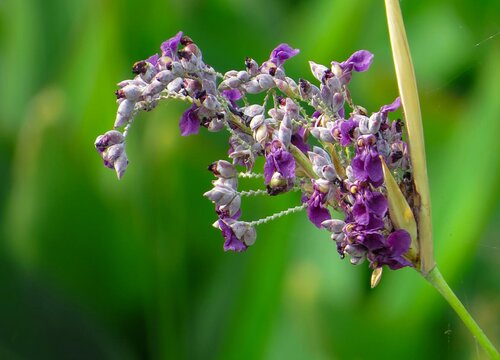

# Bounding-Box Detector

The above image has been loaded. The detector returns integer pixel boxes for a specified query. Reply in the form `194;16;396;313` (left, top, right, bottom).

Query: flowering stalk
94;21;498;356
385;0;499;357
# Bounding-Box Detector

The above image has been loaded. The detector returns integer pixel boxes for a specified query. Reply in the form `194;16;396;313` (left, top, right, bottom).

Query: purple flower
339;50;374;72
222;89;242;108
264;140;295;185
369;230;412;270
306;187;331;228
269;43;300;67
340;117;359;146
291;126;310;154
380;97;401;117
147;53;159;66
179;105;200;136
351;147;383;187
218;218;247;252
161;31;183;58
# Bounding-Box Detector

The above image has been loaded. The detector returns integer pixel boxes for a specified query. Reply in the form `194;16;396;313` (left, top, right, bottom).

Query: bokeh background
0;0;499;359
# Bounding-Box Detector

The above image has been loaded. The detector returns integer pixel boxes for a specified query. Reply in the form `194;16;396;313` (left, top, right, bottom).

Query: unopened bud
243;79;262;94
267;172;289;196
322;219;345;233
208;160;237;179
256;74;274;90
244;105;264;118
230;222;257;246
249;114;265;130
114;99;135;128
309;61;330;82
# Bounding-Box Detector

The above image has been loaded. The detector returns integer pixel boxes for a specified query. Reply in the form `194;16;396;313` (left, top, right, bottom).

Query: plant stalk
424;267;500;359
385;0;434;274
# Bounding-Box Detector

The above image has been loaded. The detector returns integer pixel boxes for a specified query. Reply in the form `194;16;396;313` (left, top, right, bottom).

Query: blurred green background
0;0;499;359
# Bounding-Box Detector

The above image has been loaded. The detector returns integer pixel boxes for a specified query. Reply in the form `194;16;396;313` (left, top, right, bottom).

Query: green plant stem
424;267;500;359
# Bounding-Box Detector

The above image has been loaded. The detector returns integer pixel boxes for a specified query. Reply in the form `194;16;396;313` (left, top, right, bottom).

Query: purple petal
365;151;383;186
365;215;385;231
274;149;295;179
380;97;401;115
351;155;367;181
264;154;275;184
307;203;331;228
352;201;370;226
340;118;358;146
222;89;242;102
365;191;388;217
306;190;331;228
362;232;385;251
147;53;159;66
161;31;183;58
386;229;411;257
291;127;310;154
179;105;200;136
219;220;247;252
342;50;374;72
269;43;300;67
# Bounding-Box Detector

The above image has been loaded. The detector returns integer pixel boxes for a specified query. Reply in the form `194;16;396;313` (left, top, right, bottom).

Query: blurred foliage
0;0;499;359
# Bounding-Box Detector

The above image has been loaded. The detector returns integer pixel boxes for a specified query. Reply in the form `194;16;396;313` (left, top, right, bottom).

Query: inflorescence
95;31;417;276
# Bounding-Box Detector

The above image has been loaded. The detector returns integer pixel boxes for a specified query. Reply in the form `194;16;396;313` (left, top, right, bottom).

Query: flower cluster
95;32;417;279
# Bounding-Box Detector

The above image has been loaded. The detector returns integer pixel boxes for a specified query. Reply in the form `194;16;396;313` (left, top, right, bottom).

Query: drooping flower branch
94;23;499;357
95;32;418;277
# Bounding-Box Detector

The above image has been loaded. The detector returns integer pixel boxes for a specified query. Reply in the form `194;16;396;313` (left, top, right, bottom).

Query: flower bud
95;130;124;153
332;92;344;113
230;222;257;246
245;57;259;76
202;94;220;111
358;115;371;135
309;61;330;82
204;185;237;205
114;99;135;128
225;77;242;89
368;113;382;134
256;74;274;90
243;79;262;94
267;172;289;195
321;219;345;233
249;114;265;130
243;105;264;118
114;153;128;179
155;70;175;85
167;77;184;93
254;124;269;144
278;114;292;146
117;84;143;101
321;164;337;181
208;160;237;179
236;71;250;82
218;194;241;218
143;80;165;97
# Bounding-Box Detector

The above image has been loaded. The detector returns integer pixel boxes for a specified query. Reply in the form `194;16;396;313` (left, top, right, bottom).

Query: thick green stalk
385;0;434;274
424;268;500;359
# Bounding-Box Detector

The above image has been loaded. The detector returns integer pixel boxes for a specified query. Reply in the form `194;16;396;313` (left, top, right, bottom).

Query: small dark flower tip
132;60;148;75
180;35;193;46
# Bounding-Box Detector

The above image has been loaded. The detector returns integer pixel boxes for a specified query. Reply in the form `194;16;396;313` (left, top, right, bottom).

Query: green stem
289;144;317;180
424;267;500;359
